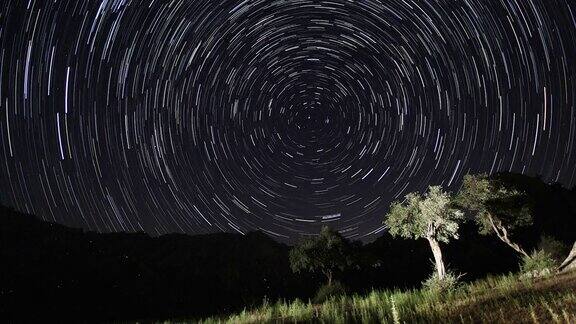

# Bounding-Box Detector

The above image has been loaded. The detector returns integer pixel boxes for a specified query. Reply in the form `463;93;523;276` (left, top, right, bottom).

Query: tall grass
199;271;576;323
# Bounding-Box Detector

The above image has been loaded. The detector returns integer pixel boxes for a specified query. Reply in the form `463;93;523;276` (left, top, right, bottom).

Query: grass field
198;271;576;323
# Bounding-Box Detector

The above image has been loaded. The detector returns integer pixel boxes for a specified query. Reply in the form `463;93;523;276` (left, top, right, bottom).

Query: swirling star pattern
1;0;575;241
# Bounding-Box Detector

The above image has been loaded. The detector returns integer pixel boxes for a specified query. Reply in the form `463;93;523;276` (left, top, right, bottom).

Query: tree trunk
559;241;576;273
323;269;333;286
427;237;446;280
487;213;529;258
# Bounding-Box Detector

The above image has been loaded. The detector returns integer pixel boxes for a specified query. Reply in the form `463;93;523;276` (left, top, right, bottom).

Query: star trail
1;0;575;241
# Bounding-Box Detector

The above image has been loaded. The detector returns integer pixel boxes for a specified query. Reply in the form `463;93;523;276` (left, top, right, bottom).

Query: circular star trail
1;0;576;241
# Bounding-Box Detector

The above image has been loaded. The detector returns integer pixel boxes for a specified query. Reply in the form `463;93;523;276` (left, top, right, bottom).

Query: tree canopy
385;186;464;243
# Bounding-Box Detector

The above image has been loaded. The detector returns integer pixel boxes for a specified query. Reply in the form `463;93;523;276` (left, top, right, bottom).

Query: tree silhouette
289;226;355;286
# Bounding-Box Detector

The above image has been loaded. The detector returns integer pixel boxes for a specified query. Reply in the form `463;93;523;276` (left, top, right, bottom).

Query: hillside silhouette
1;173;574;321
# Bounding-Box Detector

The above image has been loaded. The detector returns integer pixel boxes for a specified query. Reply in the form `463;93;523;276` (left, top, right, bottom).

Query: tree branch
487;213;529;258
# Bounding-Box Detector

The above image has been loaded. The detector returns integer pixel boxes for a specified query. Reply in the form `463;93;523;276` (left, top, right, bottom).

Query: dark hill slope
0;173;574;321
0;207;314;321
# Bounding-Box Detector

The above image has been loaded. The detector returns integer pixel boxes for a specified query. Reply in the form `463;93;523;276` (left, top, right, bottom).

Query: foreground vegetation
200;271;576;323
196;173;576;323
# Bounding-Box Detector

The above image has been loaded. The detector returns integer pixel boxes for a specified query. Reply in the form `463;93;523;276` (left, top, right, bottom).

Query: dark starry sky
1;0;575;242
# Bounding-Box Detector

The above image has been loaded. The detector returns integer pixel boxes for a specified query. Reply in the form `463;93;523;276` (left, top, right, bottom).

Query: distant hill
0;206;316;321
1;173;574;321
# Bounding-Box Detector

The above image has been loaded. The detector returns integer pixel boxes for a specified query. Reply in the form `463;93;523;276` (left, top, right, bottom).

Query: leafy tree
289;226;355;286
384;186;464;280
455;174;532;257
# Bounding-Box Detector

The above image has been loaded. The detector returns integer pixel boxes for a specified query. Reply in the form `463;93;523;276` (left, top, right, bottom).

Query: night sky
1;0;575;242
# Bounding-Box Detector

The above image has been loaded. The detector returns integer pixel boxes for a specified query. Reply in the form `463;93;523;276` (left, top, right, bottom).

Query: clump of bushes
536;235;567;263
313;282;347;303
520;236;566;278
422;269;463;294
520;250;557;278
